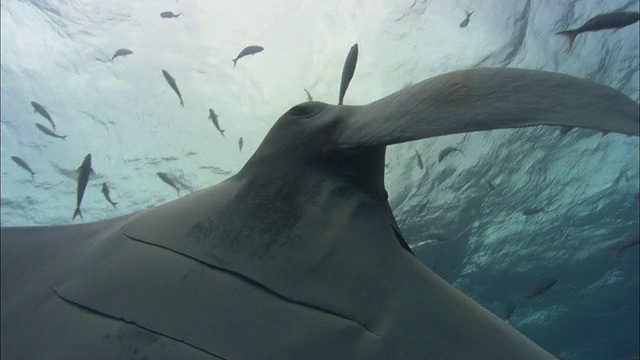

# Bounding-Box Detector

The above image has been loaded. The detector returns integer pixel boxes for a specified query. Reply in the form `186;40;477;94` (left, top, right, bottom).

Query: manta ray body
2;68;638;359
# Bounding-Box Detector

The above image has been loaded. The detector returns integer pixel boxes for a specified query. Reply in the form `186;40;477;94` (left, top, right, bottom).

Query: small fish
73;154;95;221
35;123;67;140
607;233;639;259
30;101;56;130
415;150;424;170
111;48;133;61
11;156;36;180
162;69;184;108
559;126;574;135
521;207;544;216
524;277;558;300
238;137;244;152
338;43;358;105
556;11;640;51
101;182;118;208
160;11;181;18
232;45;264;68
486;179;496;191
504;298;518;323
208;109;225;137
438;146;463;162
157;172;180;195
459;10;473;28
304;88;313;101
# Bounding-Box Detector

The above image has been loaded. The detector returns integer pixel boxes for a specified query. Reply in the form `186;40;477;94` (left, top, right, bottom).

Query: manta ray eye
287;102;324;118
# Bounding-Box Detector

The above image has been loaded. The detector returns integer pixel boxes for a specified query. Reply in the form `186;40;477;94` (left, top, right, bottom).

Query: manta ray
2;68;638;359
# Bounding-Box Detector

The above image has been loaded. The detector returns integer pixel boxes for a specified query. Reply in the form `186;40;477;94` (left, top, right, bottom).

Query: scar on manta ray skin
1;67;638;359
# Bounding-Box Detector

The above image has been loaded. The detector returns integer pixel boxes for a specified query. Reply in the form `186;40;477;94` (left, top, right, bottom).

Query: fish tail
221;130;226;137
232;59;237;68
61;135;68;140
31;172;35;180
556;30;578;52
176;13;181;17
465;10;473;17
72;208;83;221
180;99;184;108
112;202;118;208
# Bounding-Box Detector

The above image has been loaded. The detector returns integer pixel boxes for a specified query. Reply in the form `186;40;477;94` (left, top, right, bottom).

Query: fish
521;207;544;216
30;101;56;130
208;109;225;137
101;183;118;208
10;156;36;180
415;149;424;170
556;11;640;51
438;146;463;162
35;123;67;140
459;10;473;28
160;11;181;18
304;88;313;101
162;69;184;108
111;48;133;61
338;43;358;105
1;67;638;359
606;232;639;259
504;298;519;323
558;126;574;135
73;154;95;221
524;277;559;300
157;172;180;195
232;45;264;68
238;137;244;152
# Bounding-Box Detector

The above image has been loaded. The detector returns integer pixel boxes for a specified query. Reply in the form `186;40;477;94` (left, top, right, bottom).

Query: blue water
1;0;638;358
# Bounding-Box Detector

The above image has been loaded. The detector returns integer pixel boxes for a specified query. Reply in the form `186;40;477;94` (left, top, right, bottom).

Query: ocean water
1;0;638;359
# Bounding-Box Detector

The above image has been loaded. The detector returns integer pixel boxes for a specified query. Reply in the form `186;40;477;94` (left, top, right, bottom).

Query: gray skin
111;48;133;61
73;154;94;221
11;156;36;180
157;172;180;195
459;10;473;28
524;277;558;300
35;123;67;140
338;44;358;105
160;11;181;18
238;137;244;152
414;150;423;170
31;101;56;130
232;45;264;68
438;146;463;162
1;67;638;359
162;70;184;108
208;109;225;137
556;11;640;51
304;88;313;101
101;183;118;208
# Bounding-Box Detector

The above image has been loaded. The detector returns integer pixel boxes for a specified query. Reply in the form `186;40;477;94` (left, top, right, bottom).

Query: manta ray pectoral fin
335;67;639;147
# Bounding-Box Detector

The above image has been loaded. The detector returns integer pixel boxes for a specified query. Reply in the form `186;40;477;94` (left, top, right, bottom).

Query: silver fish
160;11;181;18
208;109;225;137
162;70;184;108
35;123;67;140
101;183;118;208
232;45;264;68
338;44;358;105
556;11;640;51
157;172;180;195
73;154;94;221
31;101;56;130
11;156;36;180
111;48;133;61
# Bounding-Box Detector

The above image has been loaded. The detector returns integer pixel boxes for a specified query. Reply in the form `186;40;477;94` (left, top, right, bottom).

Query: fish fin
556;30;578;52
334;68;639;149
90;169;96;176
72;208;83;221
